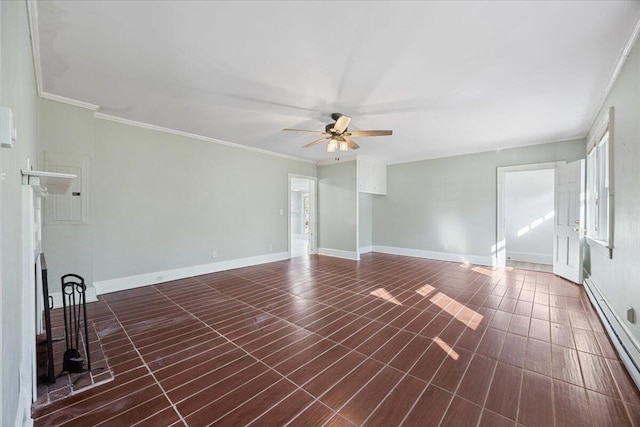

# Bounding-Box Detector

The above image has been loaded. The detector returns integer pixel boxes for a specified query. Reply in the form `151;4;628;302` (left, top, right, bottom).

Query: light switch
279;209;284;216
0;106;16;148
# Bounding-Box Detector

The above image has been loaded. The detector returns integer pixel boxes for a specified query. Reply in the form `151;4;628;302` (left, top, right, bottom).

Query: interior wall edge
372;245;493;267
317;248;360;261
94;251;289;296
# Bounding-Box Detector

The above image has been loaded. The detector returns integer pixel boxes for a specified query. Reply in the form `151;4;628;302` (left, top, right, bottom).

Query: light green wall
0;1;39;424
40;100;315;289
585;34;640;343
373;139;585;258
318;161;357;253
39;100;95;290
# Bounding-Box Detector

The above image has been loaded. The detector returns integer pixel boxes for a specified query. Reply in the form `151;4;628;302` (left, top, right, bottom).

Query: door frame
495;161;565;268
288;174;317;258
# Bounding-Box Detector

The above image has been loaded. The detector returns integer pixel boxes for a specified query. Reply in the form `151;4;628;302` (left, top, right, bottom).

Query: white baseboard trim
359;246;373;254
49;286;98;310
372;245;493;266
14;384;33;427
584;276;640;389
506;251;552;265
318;248;360;261
94;252;290;296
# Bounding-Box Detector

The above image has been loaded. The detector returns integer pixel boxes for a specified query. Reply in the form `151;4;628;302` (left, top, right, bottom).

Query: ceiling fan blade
333;115;351;133
303;136;330;148
283;128;327;134
344;136;359;150
345;130;393;137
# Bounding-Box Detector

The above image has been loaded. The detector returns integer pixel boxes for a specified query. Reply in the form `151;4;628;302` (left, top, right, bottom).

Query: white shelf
21;170;77;194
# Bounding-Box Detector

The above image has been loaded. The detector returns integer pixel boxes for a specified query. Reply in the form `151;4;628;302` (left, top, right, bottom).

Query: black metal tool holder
40;254;56;384
60;274;91;374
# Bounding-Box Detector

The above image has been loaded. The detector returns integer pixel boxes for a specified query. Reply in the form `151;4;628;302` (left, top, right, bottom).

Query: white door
553;160;585;283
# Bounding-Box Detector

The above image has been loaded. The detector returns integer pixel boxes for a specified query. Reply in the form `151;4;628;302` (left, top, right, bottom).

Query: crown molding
93;112;316;164
26;0;43;96
587;15;640;133
41;92;99;111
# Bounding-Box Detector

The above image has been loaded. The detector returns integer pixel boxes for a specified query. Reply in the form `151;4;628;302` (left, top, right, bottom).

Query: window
586;107;613;250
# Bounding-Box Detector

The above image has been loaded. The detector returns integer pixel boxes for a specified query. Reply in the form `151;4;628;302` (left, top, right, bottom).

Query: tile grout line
357;284;495;426
101;297;189;426
156;279;378;423
151;282;354;425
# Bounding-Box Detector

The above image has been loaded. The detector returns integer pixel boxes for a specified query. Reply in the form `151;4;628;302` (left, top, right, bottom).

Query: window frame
585;107;614;257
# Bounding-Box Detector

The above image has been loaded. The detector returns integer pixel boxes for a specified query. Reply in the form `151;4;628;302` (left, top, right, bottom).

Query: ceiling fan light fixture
338;140;349;152
327;138;338;153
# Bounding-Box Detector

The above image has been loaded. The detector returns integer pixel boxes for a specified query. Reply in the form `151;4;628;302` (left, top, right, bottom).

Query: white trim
288;174;318;258
496;161;565;268
26;0;43;97
14;386;33;427
386;137;583;166
20;186;36;424
94;112;315;164
49;286;98;310
584;277;640;390
317;248;360;261
359;246;373;254
41;92;99;111
372;245;493;266
587;16;640;134
506;251;552;265
94;252;289;295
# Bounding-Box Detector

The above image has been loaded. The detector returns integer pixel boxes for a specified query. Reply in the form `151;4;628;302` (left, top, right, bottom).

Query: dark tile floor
33;253;640;426
35;307;113;407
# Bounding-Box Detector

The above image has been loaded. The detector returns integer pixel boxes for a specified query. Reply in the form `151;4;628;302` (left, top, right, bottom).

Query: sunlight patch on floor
370;288;402;305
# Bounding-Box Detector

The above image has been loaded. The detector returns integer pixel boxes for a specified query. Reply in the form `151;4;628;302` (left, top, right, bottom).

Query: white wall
359;192;373;251
0;1;39;424
505;169;554;264
317;161;358;258
40;100;315;293
585;32;640;344
373;139;585;262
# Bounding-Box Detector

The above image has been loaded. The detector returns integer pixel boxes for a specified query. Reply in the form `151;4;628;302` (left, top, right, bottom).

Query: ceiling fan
284;113;392;152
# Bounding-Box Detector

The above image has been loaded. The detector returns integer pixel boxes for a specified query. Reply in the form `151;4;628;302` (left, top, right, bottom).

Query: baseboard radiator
583;277;640;389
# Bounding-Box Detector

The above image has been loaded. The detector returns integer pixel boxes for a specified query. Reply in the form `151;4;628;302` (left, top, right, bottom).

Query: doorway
504;169;555;272
496;161;564;270
288;174;317;258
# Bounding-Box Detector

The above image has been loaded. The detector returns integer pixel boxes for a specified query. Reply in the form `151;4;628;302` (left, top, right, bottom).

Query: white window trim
586;107;614;258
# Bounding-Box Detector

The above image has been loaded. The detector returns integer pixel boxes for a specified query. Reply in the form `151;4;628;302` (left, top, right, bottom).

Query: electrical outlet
268;244;273;252
627;306;636;324
212;250;218;259
155;276;163;282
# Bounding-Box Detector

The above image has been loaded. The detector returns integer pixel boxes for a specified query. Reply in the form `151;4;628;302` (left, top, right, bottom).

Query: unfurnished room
2;1;640;426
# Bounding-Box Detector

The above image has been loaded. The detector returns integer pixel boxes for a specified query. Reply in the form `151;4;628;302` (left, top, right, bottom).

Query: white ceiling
33;1;640;164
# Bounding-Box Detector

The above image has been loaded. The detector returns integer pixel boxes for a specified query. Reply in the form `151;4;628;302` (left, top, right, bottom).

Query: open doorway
289;174;316;258
496;161;564;271
504;169;555;272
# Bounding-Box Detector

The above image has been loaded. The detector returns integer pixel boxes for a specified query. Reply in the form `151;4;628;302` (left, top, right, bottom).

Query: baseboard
506;251;552;265
14;384;33;427
372;245;493;266
94;252;290;295
359;246;373;254
317;248;360;261
49;286;98;310
584;276;640;389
